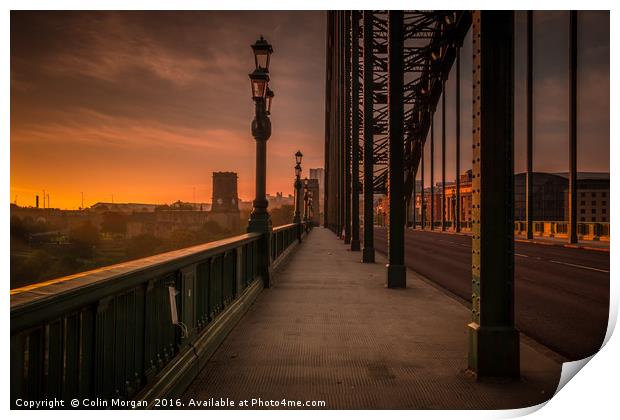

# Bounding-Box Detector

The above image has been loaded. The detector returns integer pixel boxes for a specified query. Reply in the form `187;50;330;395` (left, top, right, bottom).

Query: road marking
549;260;609;273
515;253;529;258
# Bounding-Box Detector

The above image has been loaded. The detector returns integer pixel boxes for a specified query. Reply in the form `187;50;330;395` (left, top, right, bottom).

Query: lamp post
307;191;314;230
293;152;303;223
247;35;274;288
303;177;310;223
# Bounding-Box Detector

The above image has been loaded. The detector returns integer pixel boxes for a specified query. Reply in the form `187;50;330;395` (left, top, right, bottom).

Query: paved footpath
182;227;561;409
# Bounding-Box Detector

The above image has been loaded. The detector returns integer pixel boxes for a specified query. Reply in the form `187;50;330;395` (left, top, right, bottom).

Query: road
373;227;609;361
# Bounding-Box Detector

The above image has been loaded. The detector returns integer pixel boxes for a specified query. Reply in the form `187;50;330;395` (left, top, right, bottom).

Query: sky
10;11;609;209
426;11;610;187
11;11;326;209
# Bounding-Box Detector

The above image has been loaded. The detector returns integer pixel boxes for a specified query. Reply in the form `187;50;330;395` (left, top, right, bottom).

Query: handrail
10;222;311;405
11;232;262;331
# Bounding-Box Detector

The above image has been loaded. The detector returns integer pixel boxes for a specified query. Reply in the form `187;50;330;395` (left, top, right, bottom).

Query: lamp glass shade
249;68;269;99
266;89;274;113
251;79;267;99
252;36;273;71
295;150;303;164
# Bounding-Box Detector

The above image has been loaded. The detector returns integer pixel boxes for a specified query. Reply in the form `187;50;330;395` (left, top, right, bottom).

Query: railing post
468;10;519;379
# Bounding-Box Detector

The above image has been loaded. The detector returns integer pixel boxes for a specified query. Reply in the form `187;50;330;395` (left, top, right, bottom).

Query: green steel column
467;10;519;378
421;140;425;229
362;10;376;263
455;47;461;232
350;11;361;251
386;10;406;288
336;12;343;237
338;11;345;239
430;120;435;230
412;170;417;228
344;11;352;245
324;12;332;229
568;11;578;244
526;11;534;240
441;81;446;231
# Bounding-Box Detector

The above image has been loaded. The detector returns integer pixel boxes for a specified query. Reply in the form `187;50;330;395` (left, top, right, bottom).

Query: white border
3;2;617;419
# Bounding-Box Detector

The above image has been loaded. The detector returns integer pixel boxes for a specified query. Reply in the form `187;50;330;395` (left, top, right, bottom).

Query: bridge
10;11;609;410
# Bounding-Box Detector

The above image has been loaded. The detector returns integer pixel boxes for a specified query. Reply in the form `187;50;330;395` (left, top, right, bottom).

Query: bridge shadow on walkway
182;227;561;409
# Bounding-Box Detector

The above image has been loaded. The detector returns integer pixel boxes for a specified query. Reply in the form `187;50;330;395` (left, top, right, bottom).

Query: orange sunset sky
10;11;609;210
11;11;326;209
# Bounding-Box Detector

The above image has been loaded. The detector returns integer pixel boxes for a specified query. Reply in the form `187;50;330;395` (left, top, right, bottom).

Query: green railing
271;222;303;262
11;222;309;406
513;221;610;241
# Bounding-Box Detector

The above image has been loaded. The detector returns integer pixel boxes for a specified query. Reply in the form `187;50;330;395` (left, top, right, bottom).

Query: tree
126;233;163;259
271;204;295;227
101;211;128;235
69;221;100;258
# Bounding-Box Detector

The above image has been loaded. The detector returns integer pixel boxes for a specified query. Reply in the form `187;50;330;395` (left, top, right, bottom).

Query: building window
602;201;607;206
602;209;606;214
581;209;586;214
580;201;586;206
602;192;607;198
592;192;596;198
592;201;597;206
592;217;596;222
602;217;607;222
581;192;586;198
580;217;586;222
592;209;596;214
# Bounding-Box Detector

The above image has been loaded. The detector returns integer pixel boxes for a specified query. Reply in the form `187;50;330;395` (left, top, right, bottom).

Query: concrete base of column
467;322;520;379
350;239;360;251
386;264;406;288
362;247;375;263
247;215;273;289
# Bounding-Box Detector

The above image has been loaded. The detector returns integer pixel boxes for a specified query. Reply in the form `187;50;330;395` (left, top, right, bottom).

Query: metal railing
11;221;310;405
514;221;610;241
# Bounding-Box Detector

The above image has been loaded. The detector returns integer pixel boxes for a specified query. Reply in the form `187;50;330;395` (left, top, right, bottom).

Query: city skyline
10;11;609;209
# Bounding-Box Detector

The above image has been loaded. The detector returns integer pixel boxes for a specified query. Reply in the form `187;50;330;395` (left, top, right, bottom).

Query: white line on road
550;260;609;273
515;253;529;258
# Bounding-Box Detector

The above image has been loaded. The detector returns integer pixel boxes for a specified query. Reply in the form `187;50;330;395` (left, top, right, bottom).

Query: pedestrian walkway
182;227;561;409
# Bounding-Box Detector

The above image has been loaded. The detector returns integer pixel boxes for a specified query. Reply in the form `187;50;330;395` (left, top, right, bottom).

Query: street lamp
293;160;303;226
247;35;274;288
295;150;303;165
251;35;273;71
303;177;309;223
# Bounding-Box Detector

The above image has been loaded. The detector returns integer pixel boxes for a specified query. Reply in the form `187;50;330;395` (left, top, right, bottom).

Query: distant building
514;172;568;221
305;179;320;225
557;172;609;223
266;192;294;208
309;168;325;221
405;170;609;226
127;209;210;238
90;202;159;213
209;172;240;232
